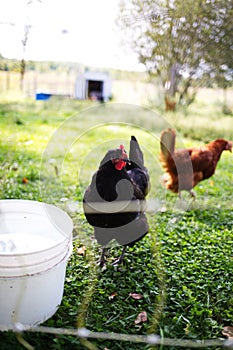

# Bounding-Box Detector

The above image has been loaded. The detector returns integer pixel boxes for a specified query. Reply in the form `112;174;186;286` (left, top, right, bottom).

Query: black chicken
83;136;150;267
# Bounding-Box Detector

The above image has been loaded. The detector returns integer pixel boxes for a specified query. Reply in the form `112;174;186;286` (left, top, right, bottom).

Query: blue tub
35;93;52;101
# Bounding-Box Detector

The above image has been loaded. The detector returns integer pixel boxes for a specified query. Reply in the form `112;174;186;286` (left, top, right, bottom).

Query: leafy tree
118;0;233;106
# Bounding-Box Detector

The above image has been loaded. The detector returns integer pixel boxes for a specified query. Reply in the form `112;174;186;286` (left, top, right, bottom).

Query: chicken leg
98;247;107;267
112;245;127;266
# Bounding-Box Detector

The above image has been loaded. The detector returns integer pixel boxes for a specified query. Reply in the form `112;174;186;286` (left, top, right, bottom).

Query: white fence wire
1;323;233;350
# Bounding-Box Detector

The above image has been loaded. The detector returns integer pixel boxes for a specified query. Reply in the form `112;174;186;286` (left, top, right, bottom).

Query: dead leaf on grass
222;326;233;338
129;293;143;300
76;246;86;255
134;311;147;325
22;177;29;184
108;292;117;300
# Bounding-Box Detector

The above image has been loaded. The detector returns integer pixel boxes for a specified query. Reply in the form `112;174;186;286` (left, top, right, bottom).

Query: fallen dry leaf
222;326;233;338
134;311;147;325
108;292;117;300
129;293;143;300
76;246;86;255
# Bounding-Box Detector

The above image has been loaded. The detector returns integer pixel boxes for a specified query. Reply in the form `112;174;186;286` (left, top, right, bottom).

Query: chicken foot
112;245;127;266
98;245;127;267
178;189;196;200
189;190;196;200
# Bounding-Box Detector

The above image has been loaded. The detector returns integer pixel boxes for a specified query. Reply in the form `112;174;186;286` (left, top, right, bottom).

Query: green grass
0;94;233;350
163;92;233;142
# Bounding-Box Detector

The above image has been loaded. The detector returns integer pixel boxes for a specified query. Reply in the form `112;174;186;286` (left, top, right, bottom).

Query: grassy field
0;91;233;350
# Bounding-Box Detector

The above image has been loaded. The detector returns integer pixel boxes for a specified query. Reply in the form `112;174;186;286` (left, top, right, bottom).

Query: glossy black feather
83;136;150;248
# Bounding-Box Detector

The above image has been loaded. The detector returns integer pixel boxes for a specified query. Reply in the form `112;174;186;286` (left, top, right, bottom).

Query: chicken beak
124;158;131;164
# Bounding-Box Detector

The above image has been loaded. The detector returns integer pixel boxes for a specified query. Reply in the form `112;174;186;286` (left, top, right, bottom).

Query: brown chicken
159;128;232;198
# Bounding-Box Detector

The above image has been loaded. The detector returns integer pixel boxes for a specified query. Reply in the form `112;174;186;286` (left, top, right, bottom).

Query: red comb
120;144;125;156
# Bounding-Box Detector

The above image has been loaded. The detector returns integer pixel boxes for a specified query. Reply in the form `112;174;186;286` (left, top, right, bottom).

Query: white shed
75;71;112;101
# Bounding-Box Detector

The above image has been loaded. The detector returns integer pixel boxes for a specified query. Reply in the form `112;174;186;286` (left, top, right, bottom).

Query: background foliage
118;0;233;102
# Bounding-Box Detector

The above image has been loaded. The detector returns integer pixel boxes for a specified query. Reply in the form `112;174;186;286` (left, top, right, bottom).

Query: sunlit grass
0;93;232;349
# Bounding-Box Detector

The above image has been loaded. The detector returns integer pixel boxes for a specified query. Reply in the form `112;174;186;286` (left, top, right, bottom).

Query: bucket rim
0;199;73;229
0;242;73;278
0;236;71;258
0;199;73;257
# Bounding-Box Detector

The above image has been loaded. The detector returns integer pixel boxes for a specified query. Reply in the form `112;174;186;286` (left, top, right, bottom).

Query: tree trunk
169;64;178;97
20;59;26;91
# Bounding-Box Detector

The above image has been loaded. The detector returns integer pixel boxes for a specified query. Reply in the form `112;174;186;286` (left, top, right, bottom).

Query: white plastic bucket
0;200;73;330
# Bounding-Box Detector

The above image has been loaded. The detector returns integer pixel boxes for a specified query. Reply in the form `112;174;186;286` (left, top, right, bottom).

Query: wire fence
1;323;233;350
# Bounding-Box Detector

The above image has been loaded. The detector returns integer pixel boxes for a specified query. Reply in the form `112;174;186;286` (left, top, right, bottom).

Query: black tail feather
128;135;144;169
127;135;150;197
